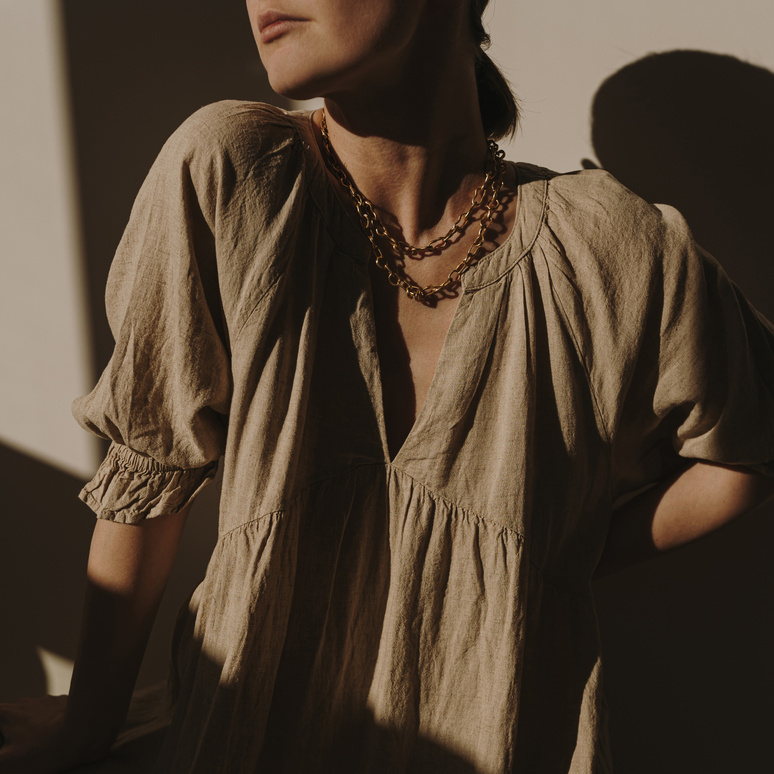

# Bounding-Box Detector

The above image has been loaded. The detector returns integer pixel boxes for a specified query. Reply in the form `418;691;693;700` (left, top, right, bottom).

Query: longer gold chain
319;112;506;303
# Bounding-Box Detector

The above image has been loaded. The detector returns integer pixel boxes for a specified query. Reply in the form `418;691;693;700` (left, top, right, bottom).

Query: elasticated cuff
78;442;218;523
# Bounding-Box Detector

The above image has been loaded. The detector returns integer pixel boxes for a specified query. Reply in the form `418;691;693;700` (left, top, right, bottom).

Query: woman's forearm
596;461;774;578
62;505;190;752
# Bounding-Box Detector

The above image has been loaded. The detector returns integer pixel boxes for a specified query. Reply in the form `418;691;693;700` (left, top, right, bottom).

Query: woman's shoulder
157;100;307;174
521;164;693;279
139;100;313;232
177;99;297;140
537;165;665;239
516;164;710;351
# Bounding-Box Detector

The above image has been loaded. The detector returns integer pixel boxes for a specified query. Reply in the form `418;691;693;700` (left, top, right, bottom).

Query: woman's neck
319;51;490;247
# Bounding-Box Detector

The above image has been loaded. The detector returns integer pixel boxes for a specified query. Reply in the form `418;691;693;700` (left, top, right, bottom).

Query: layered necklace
319;111;506;304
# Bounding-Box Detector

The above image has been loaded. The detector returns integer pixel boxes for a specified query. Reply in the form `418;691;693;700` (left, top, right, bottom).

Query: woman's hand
0;694;114;774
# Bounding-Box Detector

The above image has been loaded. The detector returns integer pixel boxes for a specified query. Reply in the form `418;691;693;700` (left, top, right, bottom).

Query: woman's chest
368;262;462;461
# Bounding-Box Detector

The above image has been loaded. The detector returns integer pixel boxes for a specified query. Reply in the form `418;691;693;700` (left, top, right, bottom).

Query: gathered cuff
79;442;219;524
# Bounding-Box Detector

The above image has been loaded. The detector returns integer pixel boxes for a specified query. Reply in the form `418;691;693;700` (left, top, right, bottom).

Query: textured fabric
72;101;774;773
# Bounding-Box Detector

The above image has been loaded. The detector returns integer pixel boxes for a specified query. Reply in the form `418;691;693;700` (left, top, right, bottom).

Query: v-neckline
366;283;467;465
359;198;523;466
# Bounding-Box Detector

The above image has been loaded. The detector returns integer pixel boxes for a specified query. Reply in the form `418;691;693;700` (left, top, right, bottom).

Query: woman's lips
258;11;306;44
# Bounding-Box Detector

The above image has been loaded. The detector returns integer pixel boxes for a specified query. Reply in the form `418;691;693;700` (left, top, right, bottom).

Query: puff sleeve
606;203;774;503
72;112;232;523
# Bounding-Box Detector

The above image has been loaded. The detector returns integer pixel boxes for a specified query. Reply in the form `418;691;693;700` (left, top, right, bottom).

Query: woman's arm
0;504;190;774
596;462;774;578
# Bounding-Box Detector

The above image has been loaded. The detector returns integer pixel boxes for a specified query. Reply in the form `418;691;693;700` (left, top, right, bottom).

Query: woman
2;0;773;771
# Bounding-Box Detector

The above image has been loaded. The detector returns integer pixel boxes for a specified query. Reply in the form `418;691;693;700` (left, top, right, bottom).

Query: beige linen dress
72;101;774;773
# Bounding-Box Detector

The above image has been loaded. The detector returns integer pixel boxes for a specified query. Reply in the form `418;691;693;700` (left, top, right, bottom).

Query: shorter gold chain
319;111;506;303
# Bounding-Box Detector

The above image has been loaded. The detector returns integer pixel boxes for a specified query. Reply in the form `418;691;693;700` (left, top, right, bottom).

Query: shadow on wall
0;0;286;701
588;50;774;774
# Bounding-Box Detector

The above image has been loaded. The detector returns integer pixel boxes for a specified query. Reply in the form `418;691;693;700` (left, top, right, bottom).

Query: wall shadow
589;50;774;774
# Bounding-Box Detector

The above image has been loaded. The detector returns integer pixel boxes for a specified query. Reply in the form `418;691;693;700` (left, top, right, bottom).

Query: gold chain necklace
319;111;506;303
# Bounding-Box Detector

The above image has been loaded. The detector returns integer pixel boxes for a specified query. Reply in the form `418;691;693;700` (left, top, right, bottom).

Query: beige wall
1;2;772;771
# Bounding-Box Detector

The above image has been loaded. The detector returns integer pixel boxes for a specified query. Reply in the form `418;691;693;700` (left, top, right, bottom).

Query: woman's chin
263;53;355;103
271;82;322;102
266;69;325;102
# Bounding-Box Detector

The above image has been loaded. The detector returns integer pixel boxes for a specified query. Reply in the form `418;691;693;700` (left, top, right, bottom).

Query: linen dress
72;101;774;774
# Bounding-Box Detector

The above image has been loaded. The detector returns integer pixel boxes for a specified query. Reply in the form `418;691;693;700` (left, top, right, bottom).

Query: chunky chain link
319;111;506;304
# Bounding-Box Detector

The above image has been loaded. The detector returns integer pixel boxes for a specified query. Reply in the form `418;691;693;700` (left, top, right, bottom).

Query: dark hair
470;0;519;140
